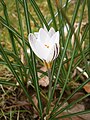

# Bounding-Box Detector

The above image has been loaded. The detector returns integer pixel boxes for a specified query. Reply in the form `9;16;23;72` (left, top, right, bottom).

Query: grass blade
29;0;49;30
87;0;90;60
0;43;38;112
47;0;57;30
1;0;17;55
57;110;90;119
23;0;43;118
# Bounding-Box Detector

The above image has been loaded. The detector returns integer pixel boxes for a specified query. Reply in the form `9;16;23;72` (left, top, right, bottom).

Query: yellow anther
45;44;49;48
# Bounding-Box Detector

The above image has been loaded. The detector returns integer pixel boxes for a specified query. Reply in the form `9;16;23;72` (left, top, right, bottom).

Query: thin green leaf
23;0;43;118
57;110;90;119
87;0;90;60
0;43;38;112
1;0;17;55
50;93;90;119
47;0;57;30
0;80;16;86
29;0;49;30
0;16;29;46
50;77;90;118
18;0;40;28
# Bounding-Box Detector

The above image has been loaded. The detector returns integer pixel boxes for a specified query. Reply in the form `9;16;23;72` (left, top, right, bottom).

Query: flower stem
44;61;52;99
43;61;53;116
47;68;52;100
46;68;53;117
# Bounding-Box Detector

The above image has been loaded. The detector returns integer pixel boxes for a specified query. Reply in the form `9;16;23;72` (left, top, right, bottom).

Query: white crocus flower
28;27;60;68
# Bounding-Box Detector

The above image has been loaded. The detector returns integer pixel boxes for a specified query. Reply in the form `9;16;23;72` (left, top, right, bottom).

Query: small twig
2;102;30;110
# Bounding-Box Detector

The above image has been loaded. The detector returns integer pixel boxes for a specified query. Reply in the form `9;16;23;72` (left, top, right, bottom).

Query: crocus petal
45;43;59;63
34;32;38;39
28;33;50;60
38;28;51;44
49;27;55;37
51;31;59;45
53;43;60;60
45;45;55;63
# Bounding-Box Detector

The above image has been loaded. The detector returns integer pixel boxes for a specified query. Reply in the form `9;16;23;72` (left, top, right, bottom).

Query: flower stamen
45;44;49;48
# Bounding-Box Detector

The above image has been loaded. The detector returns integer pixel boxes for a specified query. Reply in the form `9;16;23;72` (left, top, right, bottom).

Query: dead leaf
38;67;49;87
68;92;85;103
83;82;90;93
32;94;38;109
32;94;39;119
39;76;49;87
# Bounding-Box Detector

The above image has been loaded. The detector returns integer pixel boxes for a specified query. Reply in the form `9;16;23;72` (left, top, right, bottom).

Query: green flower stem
43;61;53;116
47;68;52;100
45;68;52;119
